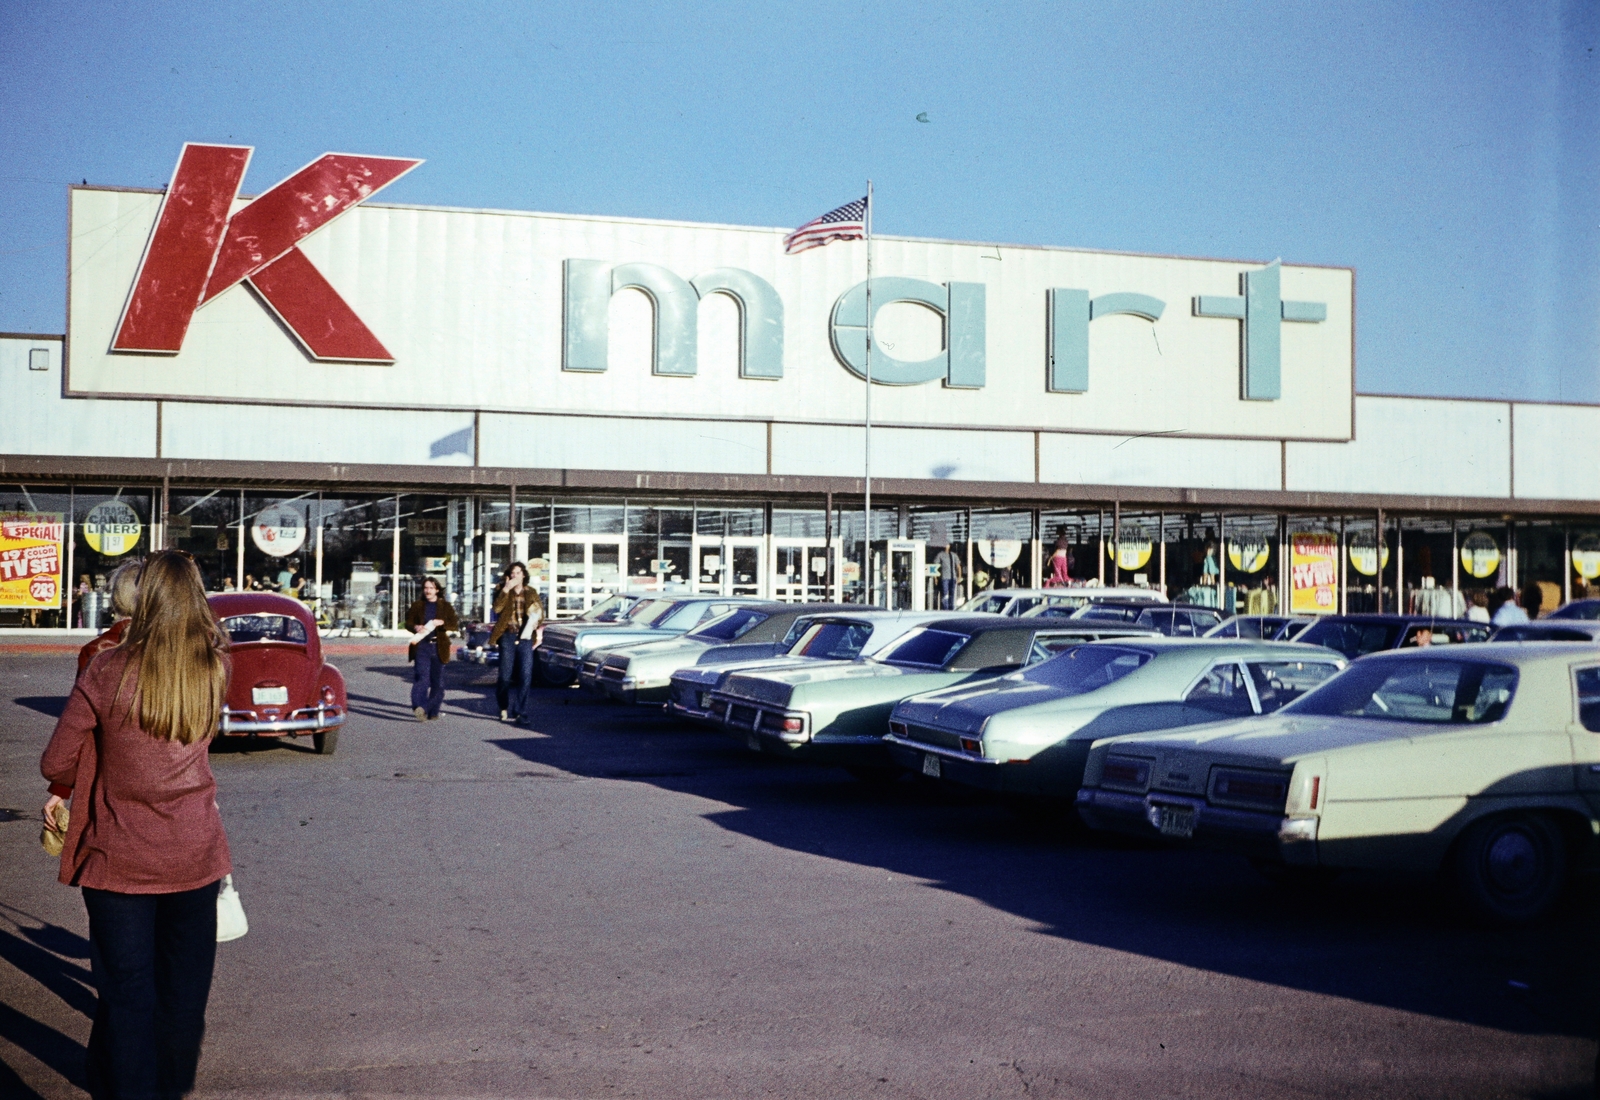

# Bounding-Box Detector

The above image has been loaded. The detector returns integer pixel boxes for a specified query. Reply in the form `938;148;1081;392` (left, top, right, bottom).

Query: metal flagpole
864;181;873;604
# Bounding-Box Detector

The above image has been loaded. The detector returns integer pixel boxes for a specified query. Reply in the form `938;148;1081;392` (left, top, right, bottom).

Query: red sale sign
1289;532;1338;614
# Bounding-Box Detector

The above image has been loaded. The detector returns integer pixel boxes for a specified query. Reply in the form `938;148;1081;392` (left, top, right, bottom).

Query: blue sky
1;0;1595;401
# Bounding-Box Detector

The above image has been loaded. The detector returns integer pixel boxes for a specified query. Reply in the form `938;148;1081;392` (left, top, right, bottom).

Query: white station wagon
1075;643;1600;922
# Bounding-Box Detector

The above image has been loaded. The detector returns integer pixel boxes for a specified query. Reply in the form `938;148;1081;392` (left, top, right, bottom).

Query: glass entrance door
552;536;625;617
772;540;836;602
886;539;925;610
693;536;766;597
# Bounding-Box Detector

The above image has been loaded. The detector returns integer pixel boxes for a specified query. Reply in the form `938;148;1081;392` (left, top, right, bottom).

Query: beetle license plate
746;734;761;753
1154;804;1196;839
922;753;941;778
252;685;289;705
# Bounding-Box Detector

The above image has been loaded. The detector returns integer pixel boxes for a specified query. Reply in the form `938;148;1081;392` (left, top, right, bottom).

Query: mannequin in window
1045;535;1072;587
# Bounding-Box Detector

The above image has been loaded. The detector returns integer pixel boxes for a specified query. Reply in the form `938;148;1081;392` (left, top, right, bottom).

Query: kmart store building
2;145;1596;631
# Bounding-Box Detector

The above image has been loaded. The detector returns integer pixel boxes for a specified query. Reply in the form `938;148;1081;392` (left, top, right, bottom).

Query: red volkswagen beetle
210;592;348;754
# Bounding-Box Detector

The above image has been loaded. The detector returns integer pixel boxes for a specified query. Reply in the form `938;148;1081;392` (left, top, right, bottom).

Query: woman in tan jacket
404;576;460;720
488;561;543;722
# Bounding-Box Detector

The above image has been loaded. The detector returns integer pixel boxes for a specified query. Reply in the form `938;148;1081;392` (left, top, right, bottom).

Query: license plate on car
922;753;941;778
698;692;711;709
1155;804;1196;839
251;685;289;705
746;734;761;753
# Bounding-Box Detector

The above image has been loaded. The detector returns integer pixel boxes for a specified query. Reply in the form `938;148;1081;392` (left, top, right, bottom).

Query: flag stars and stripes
783;196;868;254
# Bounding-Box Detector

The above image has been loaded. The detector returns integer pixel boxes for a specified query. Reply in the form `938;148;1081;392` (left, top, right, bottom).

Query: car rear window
690;608;770;641
1285;659;1517;723
1295;619;1403;658
1021;644;1153;693
793;621;874;659
1076;605;1143;623
1496;625;1597;642
221;614;307;645
881;629;972;668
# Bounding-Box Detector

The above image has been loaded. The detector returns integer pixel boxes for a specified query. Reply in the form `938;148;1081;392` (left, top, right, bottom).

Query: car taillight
781;717;804;732
321;685;336;704
1102;755;1152;791
1208;767;1291;811
959;737;982;754
1309;775;1320;810
889;720;907;735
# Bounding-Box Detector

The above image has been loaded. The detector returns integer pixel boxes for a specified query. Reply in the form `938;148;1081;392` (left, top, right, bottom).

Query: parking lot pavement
2;651;1597;1099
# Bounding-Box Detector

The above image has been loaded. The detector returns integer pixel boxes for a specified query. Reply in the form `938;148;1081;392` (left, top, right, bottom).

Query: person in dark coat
405;577;460;721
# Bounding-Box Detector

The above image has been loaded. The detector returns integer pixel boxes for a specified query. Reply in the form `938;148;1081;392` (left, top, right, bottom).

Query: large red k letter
112;143;421;363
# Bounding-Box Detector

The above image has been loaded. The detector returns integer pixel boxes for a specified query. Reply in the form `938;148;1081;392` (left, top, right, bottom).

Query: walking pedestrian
40;550;233;1100
405;576;459;721
489;562;543;722
932;541;963;609
1490;586;1528;626
1045;534;1072;587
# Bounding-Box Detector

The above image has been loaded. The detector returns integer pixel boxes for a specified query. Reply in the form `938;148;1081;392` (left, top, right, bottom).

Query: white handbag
217;874;249;942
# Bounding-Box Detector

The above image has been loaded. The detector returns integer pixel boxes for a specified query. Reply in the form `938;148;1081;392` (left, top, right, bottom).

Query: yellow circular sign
1106;531;1153;571
1572;535;1600;580
1227;539;1271;574
1347;533;1390;577
83;500;142;557
1459;531;1501;580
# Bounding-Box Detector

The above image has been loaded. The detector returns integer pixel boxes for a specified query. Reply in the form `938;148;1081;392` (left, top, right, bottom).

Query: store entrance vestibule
552;536;624;617
772;539;836;603
693;536;765;597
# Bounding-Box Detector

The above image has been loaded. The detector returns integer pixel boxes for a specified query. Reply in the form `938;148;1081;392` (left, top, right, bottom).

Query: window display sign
83;500;142;556
1347;531;1389;577
1107;532;1152;571
976;538;1022;569
1289;532;1338;613
0;513;65;609
251;502;307;558
1573;534;1600;580
1459;531;1501;580
1226;539;1271;574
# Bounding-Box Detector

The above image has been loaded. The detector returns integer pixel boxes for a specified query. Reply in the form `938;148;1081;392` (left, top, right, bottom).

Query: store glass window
626;503;692;587
970;509;1035;592
1;484;72;629
1343;516;1384;613
1283;517;1342;617
1453;518;1507;620
315;495;398;632
71;487;154;630
514;498;554;598
239;493;318;605
1225;514;1279;616
909;508;968;609
1515;520;1566;619
1163;513;1223;607
1570;524;1600;607
1040;510;1102;589
695;503;765;537
167;489;240;594
1112;512;1163;593
1398;516;1464;618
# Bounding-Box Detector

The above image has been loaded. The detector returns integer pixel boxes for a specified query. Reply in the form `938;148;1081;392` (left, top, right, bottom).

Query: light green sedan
1075;643;1600;922
887;638;1343;800
707;613;1154;773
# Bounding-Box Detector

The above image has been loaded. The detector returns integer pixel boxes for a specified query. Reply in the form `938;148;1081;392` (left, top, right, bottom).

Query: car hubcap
1484;826;1541;898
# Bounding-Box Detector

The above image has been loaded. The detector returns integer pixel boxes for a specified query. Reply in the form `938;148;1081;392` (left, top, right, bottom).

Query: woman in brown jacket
41;549;233;1100
488;561;543;722
404;576;460;720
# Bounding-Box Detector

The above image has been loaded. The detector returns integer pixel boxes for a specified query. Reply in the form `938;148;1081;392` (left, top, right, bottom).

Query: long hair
502;561;528;587
117;551;230;744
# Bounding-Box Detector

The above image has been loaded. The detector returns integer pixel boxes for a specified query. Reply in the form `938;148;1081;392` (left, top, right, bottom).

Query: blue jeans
496;636;534;716
411;644;444;716
82;880;219;1100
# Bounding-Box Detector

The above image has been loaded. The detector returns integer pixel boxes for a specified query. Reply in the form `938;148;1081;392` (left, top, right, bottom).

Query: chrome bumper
1074;787;1317;864
220;706;345;735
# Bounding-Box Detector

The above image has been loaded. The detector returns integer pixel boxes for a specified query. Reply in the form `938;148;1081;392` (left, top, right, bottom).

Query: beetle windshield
1284;658;1517;723
690;608;770;641
221;614;307;645
1021;644;1153;693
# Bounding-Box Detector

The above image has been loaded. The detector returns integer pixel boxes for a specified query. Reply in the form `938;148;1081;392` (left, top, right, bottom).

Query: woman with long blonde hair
41;550;234;1098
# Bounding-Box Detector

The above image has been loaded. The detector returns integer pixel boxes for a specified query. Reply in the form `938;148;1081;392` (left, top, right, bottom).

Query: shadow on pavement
0;907;91;1093
489;688;1600;1043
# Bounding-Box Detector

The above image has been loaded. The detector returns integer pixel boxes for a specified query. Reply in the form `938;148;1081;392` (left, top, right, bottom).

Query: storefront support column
1158;512;1167;595
1451;518;1459;602
65;487;75;630
1278;515;1288;616
1339;516;1348;614
314;495;325;621
824;491;833;601
964;507;973;603
1111;500;1121;587
390;494;402;631
1374;509;1384;613
1218;513;1227;614
1564;524;1572;605
235;491;245;591
159;477;170;551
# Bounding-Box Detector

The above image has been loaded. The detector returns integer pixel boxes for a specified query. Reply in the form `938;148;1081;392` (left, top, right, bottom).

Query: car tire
313;728;340;756
1452;812;1566;924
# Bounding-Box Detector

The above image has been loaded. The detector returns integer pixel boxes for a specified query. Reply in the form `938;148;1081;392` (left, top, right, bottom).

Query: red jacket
77;618;127;675
42;648;232;893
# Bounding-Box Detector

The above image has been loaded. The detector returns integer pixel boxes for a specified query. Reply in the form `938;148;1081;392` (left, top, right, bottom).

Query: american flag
783;196;867;254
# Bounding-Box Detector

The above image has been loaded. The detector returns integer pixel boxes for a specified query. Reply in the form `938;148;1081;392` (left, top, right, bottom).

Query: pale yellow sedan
1075;643;1600;922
